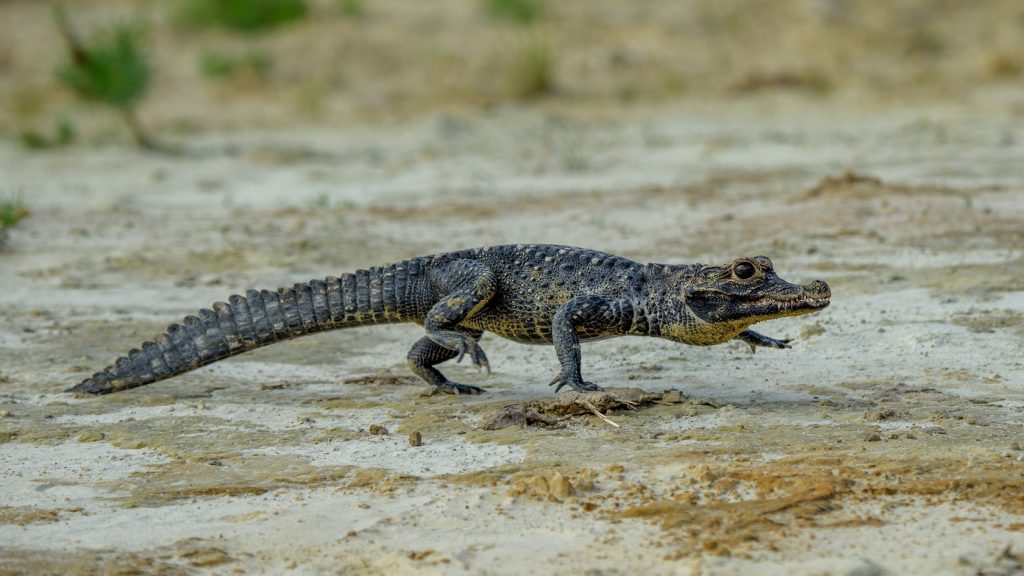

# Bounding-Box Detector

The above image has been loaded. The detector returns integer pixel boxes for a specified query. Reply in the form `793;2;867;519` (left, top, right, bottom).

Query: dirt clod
864;408;897;421
548;471;576;501
509;471;577;502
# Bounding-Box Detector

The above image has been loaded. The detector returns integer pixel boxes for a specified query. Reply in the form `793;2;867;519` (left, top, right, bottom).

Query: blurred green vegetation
511;35;554;99
337;0;365;19
56;24;149;111
484;0;544;25
199;50;272;80
0;195;29;231
19;119;76;150
54;4;156;149
177;0;307;32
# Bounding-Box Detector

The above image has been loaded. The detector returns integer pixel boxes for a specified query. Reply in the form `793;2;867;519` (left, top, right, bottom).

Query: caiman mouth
749;280;831;315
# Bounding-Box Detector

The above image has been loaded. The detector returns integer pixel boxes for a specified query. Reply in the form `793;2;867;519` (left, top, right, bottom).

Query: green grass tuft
57;25;149;110
199;50;272;80
19;119;76;150
510;34;554;99
54;4;159;149
0;195;29;230
484;0;543;25
177;0;307;32
337;0;365;19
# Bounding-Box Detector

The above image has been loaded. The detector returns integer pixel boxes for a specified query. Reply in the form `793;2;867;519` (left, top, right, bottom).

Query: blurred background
2;0;1023;141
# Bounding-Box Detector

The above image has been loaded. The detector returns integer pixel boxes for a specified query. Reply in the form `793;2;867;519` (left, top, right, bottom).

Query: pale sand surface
1;93;1023;575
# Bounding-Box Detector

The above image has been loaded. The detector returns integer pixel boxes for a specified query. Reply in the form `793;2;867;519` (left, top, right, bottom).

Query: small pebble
865;432;882;442
0;410;10;418
408;431;422;447
369;424;388;436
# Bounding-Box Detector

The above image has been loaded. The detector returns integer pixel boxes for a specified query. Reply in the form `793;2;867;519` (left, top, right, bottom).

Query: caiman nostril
809;280;831;297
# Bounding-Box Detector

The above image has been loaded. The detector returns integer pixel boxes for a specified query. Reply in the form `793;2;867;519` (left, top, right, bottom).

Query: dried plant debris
0;506;67;526
342;372;419;387
611;456;1024;557
796;170;991;201
800;170;884;199
482;387;687;430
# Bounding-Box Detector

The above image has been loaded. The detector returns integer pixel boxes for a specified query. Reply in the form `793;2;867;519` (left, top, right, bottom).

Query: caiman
68;244;831;396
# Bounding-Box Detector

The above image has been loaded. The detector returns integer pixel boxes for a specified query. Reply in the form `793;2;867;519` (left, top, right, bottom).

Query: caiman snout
807;279;831;298
801;279;831;310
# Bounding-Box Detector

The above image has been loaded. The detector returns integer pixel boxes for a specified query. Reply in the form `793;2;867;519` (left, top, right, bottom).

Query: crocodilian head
664;256;831;345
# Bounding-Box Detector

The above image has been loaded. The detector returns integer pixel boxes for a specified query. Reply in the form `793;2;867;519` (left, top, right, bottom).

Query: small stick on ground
612;395;639;409
580;399;620;428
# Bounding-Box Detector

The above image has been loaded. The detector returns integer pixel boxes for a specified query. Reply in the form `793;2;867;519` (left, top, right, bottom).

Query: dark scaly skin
68;245;831;396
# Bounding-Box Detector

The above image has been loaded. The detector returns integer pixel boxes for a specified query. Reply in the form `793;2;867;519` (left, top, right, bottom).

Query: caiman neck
635;263;752;345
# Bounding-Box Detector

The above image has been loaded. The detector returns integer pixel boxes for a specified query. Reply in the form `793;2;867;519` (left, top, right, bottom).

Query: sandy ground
1;92;1023;575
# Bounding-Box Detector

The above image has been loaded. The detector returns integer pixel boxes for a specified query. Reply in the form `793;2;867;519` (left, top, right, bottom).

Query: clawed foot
736;330;793;354
746;337;792;353
431;331;490;372
548;373;601;393
454;340;490;372
437;379;486;395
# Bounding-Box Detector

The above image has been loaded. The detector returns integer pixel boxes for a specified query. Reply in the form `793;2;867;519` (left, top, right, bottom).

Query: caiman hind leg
407;331;485;395
411;259;497;393
424;260;496;370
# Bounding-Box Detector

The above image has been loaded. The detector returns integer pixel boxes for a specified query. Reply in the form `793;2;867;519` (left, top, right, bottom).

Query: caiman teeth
762;294;830;311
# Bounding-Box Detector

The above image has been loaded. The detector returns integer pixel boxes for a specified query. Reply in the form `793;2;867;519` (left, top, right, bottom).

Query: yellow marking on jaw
661;318;751;345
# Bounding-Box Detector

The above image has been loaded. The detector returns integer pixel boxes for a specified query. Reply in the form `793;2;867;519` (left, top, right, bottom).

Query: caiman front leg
735;329;792;353
550;296;634;393
411;260;497;394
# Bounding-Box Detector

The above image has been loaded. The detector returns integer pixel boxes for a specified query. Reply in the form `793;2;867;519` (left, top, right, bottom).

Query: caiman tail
69;264;419;395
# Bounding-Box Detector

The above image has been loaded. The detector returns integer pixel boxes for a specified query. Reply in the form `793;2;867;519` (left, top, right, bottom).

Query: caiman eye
733;261;756;280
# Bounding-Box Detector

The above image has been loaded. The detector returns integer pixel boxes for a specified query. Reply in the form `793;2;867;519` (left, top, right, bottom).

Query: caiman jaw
754;279;831;317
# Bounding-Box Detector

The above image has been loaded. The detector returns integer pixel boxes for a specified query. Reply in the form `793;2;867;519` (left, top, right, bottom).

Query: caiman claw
548;373;601;393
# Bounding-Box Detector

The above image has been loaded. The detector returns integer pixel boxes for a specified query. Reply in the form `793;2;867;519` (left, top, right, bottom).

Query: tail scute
309;279;330;329
294;283;317;333
279;287;303;336
227;295;258;348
